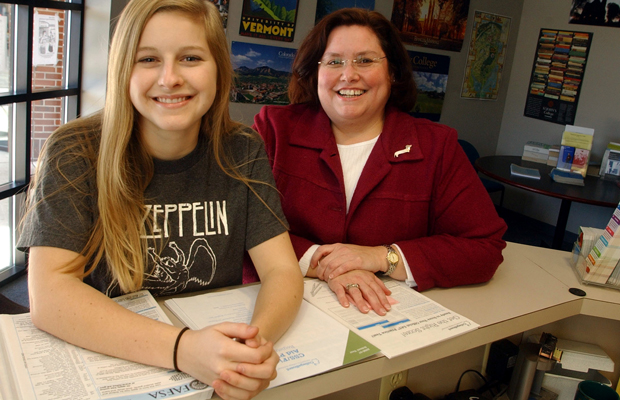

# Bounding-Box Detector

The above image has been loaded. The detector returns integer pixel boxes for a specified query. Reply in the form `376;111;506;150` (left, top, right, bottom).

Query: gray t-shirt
18;128;287;297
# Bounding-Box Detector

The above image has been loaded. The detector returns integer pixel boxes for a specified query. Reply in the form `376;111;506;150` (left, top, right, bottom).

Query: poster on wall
408;50;450;122
230;41;296;105
315;0;375;24
523;29;592;125
207;0;229;29
34;13;58;66
569;0;620;27
461;11;511;100
391;0;470;52
239;0;299;42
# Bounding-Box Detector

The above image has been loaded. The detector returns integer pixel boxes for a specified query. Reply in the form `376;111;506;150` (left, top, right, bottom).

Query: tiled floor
0;207;577;310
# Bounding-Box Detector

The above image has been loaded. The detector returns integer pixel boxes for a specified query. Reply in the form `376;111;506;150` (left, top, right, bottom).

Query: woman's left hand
310;243;385;280
326;270;392;315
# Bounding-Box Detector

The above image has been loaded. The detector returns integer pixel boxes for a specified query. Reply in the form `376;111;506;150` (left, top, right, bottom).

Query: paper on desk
303;279;479;359
164;285;379;388
0;290;213;400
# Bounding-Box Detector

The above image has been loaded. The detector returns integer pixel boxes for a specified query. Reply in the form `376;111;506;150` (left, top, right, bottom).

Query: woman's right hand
177;322;278;400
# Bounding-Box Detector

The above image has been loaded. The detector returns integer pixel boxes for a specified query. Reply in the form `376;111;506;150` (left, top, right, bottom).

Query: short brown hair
288;8;417;111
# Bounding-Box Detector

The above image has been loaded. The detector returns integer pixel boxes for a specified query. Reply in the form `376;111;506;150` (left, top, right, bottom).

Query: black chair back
0;294;29;314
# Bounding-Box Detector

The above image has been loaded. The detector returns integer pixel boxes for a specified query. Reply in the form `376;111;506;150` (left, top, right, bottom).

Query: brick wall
31;9;65;162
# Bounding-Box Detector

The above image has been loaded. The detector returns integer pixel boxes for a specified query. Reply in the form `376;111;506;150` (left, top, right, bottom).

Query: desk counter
166;242;619;400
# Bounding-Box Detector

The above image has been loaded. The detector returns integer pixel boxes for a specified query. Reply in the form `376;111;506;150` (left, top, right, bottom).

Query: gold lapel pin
394;145;412;158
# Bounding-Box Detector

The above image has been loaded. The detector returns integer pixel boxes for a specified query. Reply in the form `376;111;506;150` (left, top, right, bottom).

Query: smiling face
317;25;391;138
130;10;217;159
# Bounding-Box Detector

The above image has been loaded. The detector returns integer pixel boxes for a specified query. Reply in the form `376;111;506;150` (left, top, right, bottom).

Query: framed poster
230;41;296;105
239;0;299;42
391;0;470;52
569;0;620;27
461;11;511;100
523;29;592;125
314;0;375;23
408;50;450;122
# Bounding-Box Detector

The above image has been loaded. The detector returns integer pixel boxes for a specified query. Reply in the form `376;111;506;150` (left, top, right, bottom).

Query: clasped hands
310;243;392;316
177;323;278;400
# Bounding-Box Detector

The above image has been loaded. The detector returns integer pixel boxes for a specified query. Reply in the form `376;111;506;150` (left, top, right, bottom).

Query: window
0;1;83;283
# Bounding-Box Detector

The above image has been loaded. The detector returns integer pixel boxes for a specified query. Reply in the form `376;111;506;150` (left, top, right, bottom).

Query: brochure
165;284;379;388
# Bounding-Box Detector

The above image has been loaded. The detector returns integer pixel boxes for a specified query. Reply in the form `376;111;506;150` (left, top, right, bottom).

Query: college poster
569;0;620;27
239;0;299;42
230;41;296;105
408;50;450;122
391;0;470;52
523;29;592;125
461;11;511;100
315;0;375;24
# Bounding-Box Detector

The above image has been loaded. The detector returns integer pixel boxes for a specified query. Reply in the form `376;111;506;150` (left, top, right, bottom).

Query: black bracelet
173;327;190;372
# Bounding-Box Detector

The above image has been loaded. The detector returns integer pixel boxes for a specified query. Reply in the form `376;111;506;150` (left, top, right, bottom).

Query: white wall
497;0;620;233
81;1;112;117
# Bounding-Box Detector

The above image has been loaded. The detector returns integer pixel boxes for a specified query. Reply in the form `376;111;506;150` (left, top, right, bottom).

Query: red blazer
253;103;507;291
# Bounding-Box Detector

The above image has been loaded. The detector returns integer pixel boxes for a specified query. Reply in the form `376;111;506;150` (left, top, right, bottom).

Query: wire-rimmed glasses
318;55;387;69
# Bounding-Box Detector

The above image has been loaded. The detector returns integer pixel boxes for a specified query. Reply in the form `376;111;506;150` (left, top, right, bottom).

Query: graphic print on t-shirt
143;200;229;294
144;238;216;295
106;200;230;296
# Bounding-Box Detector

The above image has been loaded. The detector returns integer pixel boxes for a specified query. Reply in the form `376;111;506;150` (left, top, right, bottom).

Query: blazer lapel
290;106;345;192
347;107;423;217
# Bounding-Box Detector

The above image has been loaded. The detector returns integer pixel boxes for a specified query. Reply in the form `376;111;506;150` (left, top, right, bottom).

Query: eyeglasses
318;56;387;69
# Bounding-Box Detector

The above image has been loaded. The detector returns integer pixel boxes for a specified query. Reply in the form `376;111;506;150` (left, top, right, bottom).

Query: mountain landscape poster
230;41;296;105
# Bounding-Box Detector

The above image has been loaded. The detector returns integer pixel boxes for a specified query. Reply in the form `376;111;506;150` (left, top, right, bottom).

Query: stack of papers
556;338;614;373
522;141;551;164
0;291;214;400
550;168;584;186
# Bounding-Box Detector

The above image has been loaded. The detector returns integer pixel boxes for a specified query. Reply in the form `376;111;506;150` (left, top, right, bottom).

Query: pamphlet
0;291;213;400
510;163;541;179
165;285;379;388
303;279;479;359
559;125;594;177
599;142;620;180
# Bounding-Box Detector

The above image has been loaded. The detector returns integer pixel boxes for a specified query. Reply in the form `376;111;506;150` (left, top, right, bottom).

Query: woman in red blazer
252;8;507;316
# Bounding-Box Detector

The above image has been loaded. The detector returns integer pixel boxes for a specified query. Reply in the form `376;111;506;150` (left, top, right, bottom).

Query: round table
475;155;620;249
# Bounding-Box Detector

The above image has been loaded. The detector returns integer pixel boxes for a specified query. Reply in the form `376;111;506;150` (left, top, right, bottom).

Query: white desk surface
154;242;620;400
248;242;620;400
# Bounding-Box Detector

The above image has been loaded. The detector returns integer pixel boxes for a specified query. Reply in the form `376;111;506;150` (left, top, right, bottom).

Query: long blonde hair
26;0;263;293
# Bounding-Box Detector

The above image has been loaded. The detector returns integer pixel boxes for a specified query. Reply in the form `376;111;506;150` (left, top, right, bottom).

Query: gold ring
345;283;360;292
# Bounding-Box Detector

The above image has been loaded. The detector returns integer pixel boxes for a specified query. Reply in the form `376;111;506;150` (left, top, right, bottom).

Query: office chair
458;139;505;207
0;293;29;314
